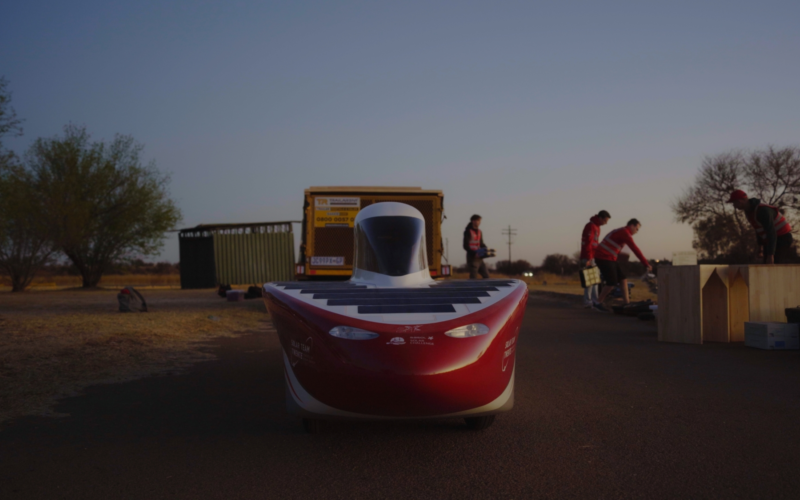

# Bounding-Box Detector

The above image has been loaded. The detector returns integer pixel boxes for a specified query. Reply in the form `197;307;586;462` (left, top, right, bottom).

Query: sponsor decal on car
502;343;515;372
395;325;422;333
310;256;345;266
290;337;314;366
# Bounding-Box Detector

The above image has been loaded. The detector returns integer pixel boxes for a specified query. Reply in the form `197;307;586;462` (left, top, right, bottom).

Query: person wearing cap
580;210;611;308
592;218;652;311
728;190;794;264
463;214;489;279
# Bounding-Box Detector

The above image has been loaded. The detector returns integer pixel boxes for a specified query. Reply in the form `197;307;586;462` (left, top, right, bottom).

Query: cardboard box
672;251;698;266
744;322;799;350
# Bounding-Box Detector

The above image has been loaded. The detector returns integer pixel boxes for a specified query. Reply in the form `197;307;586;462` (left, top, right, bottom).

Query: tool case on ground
579;266;602;288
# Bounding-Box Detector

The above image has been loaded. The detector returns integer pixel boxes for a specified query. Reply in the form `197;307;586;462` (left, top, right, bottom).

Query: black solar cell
281;284;366;290
307;287;497;294
358;304;456;314
272;282;362;287
327;297;482;306
431;281;514;287
311;290;492;299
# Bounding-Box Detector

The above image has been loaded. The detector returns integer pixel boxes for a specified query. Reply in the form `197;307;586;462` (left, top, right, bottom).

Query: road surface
2;295;799;499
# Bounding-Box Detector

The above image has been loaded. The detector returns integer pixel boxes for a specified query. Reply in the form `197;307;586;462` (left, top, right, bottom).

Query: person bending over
592;219;652;312
728;190;793;264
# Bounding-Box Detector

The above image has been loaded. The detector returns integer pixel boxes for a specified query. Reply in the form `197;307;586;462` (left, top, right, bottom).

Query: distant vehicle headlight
445;323;490;338
329;326;380;340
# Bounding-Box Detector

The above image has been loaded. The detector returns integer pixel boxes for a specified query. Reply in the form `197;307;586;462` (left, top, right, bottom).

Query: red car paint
263;282;528;418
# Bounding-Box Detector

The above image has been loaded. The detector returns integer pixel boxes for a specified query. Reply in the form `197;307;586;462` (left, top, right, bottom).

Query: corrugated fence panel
213;230;295;285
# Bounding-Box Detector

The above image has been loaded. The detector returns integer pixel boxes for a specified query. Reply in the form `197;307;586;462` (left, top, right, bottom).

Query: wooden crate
657;265;731;344
727;265;800;342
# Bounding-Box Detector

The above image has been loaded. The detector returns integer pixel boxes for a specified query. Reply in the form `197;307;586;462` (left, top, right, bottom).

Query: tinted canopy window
354;216;427;276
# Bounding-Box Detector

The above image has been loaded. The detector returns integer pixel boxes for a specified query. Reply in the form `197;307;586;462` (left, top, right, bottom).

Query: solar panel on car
305;286;498;294
422;286;501;292
433;279;514;283
358;304;456;314
327;297;482;306
272;282;363;287
311;290;493;299
281;284;366;290
431;281;514;287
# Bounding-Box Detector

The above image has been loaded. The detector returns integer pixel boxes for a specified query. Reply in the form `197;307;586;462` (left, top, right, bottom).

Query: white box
672;251;698;266
744;322;799;350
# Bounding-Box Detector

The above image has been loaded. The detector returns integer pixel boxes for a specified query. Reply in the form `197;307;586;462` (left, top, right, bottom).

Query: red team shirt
594;226;648;263
580;216;602;261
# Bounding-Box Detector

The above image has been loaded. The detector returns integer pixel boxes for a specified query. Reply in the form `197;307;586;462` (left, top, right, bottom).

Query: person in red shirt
580;210;611;307
592;218;652;311
728;189;794;264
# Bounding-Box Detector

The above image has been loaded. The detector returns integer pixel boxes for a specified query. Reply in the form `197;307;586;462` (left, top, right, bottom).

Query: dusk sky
3;0;800;266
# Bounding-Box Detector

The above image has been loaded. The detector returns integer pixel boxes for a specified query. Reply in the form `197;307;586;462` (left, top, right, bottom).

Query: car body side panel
263;282;528;418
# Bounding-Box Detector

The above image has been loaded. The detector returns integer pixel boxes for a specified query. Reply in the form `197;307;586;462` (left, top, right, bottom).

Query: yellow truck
296;186;451;280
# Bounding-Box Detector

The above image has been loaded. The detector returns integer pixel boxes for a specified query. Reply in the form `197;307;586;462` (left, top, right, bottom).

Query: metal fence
179;222;295;288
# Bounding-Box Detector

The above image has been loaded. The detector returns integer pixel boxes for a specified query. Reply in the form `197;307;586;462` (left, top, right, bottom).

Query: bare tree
673;147;800;261
744;146;800;211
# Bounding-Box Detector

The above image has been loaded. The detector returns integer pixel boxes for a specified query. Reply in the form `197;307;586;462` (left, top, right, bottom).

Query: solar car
262;202;528;433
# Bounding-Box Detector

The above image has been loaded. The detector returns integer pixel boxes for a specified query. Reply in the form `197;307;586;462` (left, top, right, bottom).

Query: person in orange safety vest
463;214;489;279
728;189;794;264
591;218;652;312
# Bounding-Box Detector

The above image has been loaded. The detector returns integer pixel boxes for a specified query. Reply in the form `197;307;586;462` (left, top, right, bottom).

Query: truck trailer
296;186;450;280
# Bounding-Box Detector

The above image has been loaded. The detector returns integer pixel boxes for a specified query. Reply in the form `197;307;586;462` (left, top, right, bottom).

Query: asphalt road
2;295;800;499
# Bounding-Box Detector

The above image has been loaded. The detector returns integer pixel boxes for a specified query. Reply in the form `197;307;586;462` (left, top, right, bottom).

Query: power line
501;225;517;264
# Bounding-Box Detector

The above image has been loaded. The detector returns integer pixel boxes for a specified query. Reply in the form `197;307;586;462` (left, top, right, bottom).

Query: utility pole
501;225;517;266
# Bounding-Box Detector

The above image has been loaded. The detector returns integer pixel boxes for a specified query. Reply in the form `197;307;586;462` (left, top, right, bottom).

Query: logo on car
387;337;406;345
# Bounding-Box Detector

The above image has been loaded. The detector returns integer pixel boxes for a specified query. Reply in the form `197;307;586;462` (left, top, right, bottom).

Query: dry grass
0;289;270;424
451;272;657;302
0;274;182;291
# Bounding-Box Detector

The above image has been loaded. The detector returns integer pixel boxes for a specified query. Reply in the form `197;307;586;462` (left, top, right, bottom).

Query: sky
3;0;800;266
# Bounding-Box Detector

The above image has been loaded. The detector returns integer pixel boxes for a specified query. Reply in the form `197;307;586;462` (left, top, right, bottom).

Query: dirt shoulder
0;288;270;425
526;282;657;302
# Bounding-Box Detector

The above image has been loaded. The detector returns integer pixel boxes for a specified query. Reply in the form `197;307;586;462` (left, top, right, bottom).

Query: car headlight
445;323;490;338
329;326;379;340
